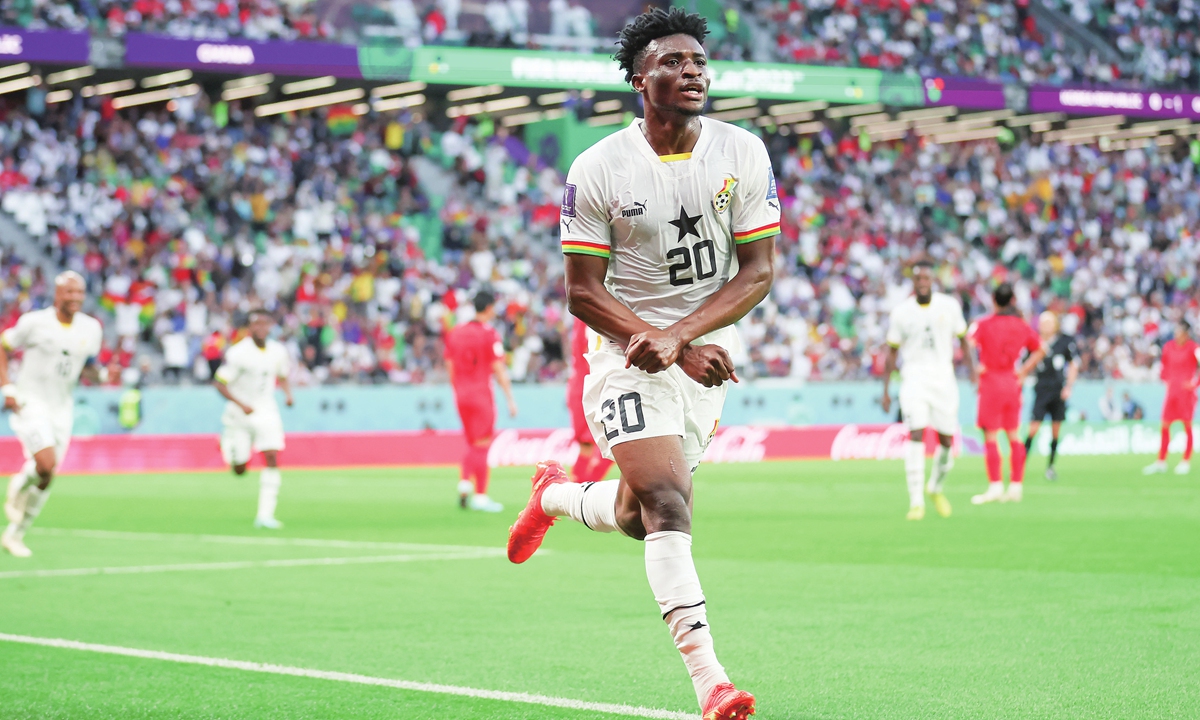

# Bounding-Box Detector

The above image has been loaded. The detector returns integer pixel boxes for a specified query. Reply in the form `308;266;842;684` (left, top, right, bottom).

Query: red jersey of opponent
969;313;1041;380
1161;338;1200;392
445;320;503;395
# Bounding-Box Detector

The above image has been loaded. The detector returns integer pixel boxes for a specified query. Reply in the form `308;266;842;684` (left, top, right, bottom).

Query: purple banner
124;33;361;78
1030;85;1200;120
923;75;1006;110
0;26;89;65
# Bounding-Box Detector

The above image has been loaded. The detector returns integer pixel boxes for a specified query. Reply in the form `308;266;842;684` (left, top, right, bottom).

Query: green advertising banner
358;44;884;103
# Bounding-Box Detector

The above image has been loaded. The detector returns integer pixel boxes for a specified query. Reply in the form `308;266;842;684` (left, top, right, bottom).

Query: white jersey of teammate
561;117;781;468
215;337;289;465
1;307;103;460
885;292;967;435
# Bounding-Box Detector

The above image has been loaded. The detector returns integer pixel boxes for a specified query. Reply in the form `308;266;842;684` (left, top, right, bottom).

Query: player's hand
677;344;738;388
625;329;684;374
970;369;980;387
507;399;518;418
239;402;254;415
3;396;18;414
285;395;295;408
881;393;892;414
1061;387;1072;401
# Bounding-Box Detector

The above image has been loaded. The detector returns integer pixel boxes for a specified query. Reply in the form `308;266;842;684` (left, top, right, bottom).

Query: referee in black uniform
1024;311;1079;480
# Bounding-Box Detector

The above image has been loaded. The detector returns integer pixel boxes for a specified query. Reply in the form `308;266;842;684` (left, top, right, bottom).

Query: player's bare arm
881;345;899;414
1063;358;1080;400
278;375;294;407
0;342;19;414
214;379;253;415
961;336;979;385
492;359;518;417
1016;346;1047;382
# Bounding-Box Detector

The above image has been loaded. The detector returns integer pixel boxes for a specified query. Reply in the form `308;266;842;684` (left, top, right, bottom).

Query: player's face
632;34;709;117
1038;314;1057;338
54;277;85;317
249;315;273;343
912;269;933;299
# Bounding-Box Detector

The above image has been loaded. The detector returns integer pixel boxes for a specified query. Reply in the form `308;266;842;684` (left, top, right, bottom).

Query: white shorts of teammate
899;378;959;436
220;405;285;466
583;344;726;472
9;404;72;463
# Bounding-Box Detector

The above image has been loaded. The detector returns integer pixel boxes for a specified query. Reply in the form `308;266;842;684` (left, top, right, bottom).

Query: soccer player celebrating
968;283;1045;504
444;291;518;512
1;272;102;557
214;310;293;529
1024;312;1079;481
507;9;777;718
1143;319;1199;476
568;318;613;483
881;260;975;520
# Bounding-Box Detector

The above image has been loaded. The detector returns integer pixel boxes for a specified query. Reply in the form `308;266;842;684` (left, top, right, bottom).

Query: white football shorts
9;404;72;463
899;378;959;436
220;404;285;466
582;344;726;472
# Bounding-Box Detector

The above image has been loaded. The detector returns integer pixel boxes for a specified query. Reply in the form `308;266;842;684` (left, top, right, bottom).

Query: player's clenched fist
625;329;684;373
678;344;739;387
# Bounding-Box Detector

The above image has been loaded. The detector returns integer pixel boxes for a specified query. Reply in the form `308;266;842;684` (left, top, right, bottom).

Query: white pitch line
0;551;502;580
31;527;501;554
0;633;698;720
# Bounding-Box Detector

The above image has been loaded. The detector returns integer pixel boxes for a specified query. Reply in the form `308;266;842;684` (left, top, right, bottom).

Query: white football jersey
561;117;780;351
1;307;103;412
886;292;967;383
216;337;289;412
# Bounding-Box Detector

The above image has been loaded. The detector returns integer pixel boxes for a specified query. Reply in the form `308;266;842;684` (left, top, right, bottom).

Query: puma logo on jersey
621;200;648;218
713;177;737;213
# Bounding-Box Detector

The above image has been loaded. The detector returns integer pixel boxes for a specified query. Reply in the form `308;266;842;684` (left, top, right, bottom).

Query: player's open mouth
680;84;705;101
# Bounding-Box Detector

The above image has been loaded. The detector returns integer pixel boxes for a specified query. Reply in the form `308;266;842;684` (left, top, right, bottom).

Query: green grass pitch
1;456;1198;719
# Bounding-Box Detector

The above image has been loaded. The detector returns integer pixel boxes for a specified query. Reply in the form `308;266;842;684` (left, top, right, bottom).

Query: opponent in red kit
968;283;1045;504
444;291;518;512
568;318;614;483
1144;319;1200;476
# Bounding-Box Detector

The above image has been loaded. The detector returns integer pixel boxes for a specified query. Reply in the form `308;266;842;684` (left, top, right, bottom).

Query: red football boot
702;683;756;720
506;461;569;564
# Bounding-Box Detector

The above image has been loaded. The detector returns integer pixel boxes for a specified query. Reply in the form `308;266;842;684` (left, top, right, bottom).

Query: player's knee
232;464;248;475
616;505;647;540
263;452;278;468
633;486;691;533
908;429;924;442
34;457;56;482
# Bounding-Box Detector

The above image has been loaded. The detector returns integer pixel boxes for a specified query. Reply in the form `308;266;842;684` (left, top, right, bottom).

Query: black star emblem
688;621;707;631
668;206;702;244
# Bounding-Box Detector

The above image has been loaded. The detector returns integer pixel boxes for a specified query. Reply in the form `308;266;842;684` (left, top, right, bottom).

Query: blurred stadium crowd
1;84;1198;387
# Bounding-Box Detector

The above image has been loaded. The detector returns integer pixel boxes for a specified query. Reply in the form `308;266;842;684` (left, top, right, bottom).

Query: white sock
540;479;622;534
905;440;925;507
10;486;48;542
645;531;729;707
257;468;281;521
457;480;474;496
928;445;954;493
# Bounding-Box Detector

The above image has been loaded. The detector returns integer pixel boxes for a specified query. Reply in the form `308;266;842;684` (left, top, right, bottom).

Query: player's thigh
899;383;932;432
457;396;496;444
611;434;693;534
220;416;254;467
582;350;685;463
250;412;285;453
10;410;58;463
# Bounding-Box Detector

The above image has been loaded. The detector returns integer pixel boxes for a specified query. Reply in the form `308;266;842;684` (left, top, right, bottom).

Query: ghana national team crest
713;177;737;213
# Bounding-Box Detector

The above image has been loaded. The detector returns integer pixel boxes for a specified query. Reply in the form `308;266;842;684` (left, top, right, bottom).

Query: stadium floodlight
1065;115;1124;129
447;84;503;102
112;83;201;109
224;74;274;90
849;112;893;128
793;121;825;135
141;69;193;89
502;111;545;127
0;75;40;96
768;100;827;116
45;66;94;85
708;107;761;122
281;76;336;95
371;81;425;99
82;79;137;97
221;84;270;101
372;93;426;112
711;96;758;112
1005;112;1065;127
45;89;72;104
897;106;956;122
825;102;884;119
0;63;30;81
254;88;366;117
537;91;570;106
351;103;369;116
593;99;623;114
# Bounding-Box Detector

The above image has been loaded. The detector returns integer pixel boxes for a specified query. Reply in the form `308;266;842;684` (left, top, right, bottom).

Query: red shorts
977;375;1022;430
456;394;495;445
1162;389;1197;423
567;379;594;445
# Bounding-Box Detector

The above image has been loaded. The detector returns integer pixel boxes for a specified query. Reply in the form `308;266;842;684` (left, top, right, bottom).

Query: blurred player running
214;309;293;529
507;9;777;719
568;318;613;483
1;272;102;557
968;283;1045;504
1024;312;1079;481
1143;319;1199;476
881;260;975;520
444;291;518;512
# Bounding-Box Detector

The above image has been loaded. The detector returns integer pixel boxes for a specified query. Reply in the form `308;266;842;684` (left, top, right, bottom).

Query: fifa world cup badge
713;177;737;213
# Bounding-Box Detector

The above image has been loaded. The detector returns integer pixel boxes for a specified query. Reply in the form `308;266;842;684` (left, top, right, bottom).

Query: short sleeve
88;322;103;357
951;300;968;337
491;328;504;363
560;157;611;259
1;314;34;351
731;140;782;245
275;346;290;378
1026;325;1042;353
885;307;902;348
1066;339;1078;362
214;347;240;384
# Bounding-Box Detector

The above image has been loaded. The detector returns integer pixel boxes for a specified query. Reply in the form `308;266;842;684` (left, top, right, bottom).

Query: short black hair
1180;318;1192;333
993;282;1014;308
913;259;935;271
247;308;273;322
614;7;709;84
473;290;496;313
